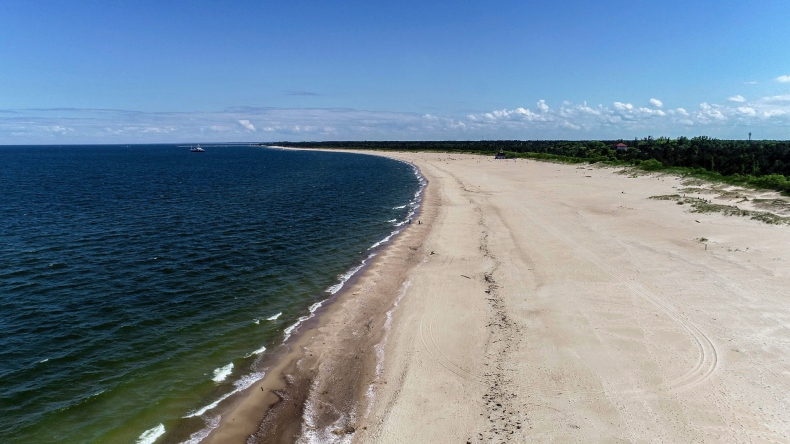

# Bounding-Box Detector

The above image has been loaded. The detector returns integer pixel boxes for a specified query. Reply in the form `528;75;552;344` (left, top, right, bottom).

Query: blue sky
1;0;789;143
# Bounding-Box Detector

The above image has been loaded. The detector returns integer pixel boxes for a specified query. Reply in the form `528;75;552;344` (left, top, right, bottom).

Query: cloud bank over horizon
4;2;789;145
2;93;790;144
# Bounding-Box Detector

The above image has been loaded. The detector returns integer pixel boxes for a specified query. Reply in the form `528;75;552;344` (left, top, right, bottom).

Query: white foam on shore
136;424;165;444
366;280;411;416
300;378;356;444
253;318;260;324
367;231;398;251
186;392;233;419
178;416;220;444
246;345;267;357
283;159;424;354
326;252;377;294
185;371;265;418
282;299;329;342
381;164;426;231
319;160;425;423
283;315;308;342
212;363;233;383
178;156;428;443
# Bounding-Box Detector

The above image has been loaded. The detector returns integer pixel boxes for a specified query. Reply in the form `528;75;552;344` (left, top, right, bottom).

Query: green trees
640;159;664;171
273;138;790;191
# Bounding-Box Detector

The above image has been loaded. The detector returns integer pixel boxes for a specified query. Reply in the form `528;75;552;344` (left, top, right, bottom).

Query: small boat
190;145;205;153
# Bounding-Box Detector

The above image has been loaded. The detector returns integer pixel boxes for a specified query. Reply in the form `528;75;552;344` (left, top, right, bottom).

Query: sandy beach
207;150;790;443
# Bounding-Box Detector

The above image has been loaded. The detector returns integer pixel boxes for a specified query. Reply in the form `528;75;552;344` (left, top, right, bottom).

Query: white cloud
613;102;633;111
762;94;790;103
776;75;790;83
762;109;787;118
697;102;727;121
462;97;790;137
649;98;663;108
612;102;666;118
238;119;256;131
745;81;758;85
468;107;543;123
4;95;790;143
560;121;580;130
49;125;71;134
203;125;232;132
142;126;176;133
728;95;746;103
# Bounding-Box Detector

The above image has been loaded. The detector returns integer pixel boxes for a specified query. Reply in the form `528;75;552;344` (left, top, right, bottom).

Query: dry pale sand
355;152;790;443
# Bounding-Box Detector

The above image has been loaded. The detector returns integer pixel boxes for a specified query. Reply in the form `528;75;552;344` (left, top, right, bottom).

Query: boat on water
190;145;205;153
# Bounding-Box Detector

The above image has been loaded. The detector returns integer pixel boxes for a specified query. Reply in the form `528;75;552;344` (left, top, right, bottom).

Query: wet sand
198;150;437;443
207;150;790;443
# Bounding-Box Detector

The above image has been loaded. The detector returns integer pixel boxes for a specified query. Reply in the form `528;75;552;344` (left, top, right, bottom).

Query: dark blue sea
0;145;423;443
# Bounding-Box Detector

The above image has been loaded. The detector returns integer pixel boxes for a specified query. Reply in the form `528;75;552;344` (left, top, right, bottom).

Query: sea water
0;145;422;443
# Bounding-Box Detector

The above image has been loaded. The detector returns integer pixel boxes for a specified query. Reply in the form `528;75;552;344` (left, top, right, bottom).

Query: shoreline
184;148;435;443
196;149;790;443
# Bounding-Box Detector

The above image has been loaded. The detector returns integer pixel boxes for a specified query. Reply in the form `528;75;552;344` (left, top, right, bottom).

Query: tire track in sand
418;313;487;385
519;207;718;392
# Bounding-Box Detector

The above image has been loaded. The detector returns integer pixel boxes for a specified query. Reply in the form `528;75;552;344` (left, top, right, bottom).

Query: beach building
495;149;506;159
615;143;628;151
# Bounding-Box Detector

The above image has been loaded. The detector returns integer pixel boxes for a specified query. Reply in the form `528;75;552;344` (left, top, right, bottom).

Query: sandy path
357;153;790;443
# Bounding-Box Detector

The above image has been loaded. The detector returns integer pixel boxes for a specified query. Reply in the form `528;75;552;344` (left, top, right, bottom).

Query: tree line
272;137;790;193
